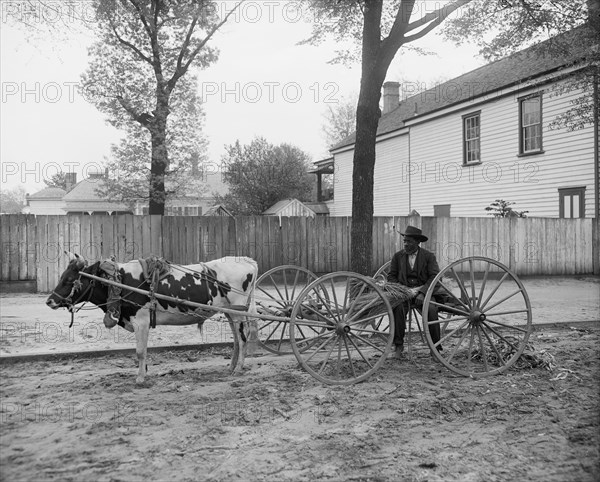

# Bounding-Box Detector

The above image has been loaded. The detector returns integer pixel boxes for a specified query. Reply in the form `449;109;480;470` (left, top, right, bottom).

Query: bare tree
322;93;359;149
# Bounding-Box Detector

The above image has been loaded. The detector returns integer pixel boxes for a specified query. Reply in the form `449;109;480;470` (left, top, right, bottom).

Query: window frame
462;111;481;166
559;187;585;218
434;204;451;217
518;93;544;156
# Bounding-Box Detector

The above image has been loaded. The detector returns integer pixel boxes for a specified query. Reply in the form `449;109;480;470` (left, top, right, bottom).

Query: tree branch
167;0;245;91
116;95;153;127
403;0;472;43
380;0;416;58
128;0;165;83
109;16;153;65
175;16;199;74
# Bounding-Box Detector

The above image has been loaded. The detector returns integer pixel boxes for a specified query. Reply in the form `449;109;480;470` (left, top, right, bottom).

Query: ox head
46;252;90;310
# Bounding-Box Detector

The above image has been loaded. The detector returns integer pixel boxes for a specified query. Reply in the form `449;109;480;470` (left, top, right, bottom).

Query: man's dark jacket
387;247;440;296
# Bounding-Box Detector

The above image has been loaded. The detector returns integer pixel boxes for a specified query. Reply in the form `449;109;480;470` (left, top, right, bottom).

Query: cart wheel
289;272;394;385
423;256;532;377
255;265;321;354
373;261;391;283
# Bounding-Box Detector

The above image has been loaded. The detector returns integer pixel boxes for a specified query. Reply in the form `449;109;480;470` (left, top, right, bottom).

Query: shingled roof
332;24;596;150
27;187;66;199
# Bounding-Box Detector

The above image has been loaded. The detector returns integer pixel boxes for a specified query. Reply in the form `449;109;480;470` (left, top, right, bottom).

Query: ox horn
64;251;87;269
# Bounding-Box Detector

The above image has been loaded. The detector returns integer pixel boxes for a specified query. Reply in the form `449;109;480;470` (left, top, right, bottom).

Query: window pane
572;195;580;218
564;196;571;218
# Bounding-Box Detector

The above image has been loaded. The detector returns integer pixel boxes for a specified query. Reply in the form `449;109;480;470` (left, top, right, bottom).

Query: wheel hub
335;323;350;336
469;310;486;324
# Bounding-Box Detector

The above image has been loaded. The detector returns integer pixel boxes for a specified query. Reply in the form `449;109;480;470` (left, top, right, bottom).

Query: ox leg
245;314;259;356
227;315;240;374
228;314;251;375
133;317;151;384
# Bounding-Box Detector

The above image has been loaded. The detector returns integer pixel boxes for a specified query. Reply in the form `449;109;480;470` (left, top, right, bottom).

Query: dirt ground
0;324;599;482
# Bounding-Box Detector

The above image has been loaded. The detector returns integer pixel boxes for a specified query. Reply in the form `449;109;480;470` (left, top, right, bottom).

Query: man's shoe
388;343;404;359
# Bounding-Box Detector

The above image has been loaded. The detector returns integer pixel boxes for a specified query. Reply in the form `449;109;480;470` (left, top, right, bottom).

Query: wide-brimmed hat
400;225;428;242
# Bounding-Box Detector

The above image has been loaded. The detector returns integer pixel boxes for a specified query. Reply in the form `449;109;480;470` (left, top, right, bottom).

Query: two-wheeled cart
254;256;532;384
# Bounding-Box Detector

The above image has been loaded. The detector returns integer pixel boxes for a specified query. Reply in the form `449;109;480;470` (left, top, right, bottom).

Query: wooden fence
1;214;598;292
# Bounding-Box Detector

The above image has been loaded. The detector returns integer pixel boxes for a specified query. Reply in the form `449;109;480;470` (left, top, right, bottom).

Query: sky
0;0;486;195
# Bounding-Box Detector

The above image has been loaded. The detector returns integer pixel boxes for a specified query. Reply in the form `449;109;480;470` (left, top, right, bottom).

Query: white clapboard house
329;25;598;219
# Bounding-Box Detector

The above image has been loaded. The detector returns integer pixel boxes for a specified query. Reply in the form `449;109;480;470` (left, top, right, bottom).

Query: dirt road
1;324;599;482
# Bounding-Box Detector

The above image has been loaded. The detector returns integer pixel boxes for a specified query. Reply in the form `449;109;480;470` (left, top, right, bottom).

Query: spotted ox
46;252;259;384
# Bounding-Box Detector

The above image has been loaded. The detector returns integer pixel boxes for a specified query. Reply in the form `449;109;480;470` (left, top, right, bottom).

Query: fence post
594;217;600;275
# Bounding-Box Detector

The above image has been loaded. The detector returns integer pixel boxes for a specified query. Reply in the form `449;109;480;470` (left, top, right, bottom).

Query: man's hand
414;292;425;307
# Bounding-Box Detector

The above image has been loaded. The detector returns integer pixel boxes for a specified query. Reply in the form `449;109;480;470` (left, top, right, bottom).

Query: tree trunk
350;81;385;275
148;95;170;216
350;0;388;276
149;126;167;215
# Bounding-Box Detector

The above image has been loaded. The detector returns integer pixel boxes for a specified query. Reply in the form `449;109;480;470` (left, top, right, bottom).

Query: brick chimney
65;172;77;192
382;81;400;115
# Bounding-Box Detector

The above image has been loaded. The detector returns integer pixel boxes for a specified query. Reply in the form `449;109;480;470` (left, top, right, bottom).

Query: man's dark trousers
393;300;441;349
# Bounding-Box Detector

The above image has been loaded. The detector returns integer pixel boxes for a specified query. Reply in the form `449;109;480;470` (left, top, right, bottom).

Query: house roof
62;178;130;211
27;187;66;199
304;202;330;215
204;204;233;216
262;198;317;216
333;24;596;150
62;177;113;201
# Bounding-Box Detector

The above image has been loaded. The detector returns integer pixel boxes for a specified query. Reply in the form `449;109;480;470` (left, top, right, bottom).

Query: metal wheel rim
423;256;533;377
289;272;394;385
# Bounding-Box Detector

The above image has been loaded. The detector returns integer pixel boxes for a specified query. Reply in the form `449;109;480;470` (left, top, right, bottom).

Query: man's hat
400;225;428;242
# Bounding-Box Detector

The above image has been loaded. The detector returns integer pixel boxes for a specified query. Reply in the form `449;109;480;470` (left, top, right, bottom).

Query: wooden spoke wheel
289;272;394;385
423;256;533;377
255;265;322;354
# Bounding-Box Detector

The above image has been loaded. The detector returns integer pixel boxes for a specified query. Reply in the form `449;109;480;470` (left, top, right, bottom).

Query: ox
46;252;259;384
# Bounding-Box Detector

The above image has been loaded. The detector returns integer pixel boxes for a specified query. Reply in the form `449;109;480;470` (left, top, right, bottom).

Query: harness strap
139;256;170;329
99;257;122;328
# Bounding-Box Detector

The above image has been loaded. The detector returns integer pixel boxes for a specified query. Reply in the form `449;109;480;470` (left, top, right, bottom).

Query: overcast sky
0;1;486;194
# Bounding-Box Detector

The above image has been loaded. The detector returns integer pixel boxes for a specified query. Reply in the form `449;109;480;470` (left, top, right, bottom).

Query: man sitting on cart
387;225;442;359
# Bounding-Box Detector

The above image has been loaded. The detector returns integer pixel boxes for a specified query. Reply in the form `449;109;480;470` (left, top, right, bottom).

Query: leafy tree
485;200;528;218
96;74;210;206
44;172;69;191
304;0;594;275
216;137;313;216
81;0;242;215
0;186;26;214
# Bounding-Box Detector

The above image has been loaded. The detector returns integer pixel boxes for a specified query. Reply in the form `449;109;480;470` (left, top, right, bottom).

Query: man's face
403;236;420;254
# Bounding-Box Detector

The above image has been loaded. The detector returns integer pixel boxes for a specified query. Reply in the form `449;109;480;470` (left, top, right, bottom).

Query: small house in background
204;204;233;217
63;171;133;215
23;187;66;215
262;198;318;218
136;172;229;216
